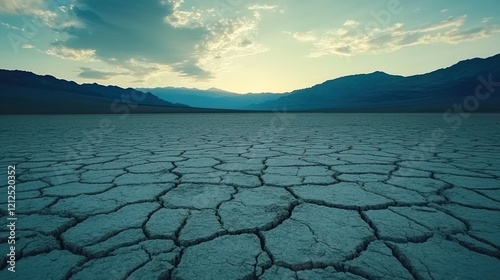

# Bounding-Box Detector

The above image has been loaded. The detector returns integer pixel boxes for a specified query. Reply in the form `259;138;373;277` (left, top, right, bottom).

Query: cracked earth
0;113;499;279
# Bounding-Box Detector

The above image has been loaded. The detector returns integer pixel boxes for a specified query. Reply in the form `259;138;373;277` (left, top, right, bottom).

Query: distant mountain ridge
1;54;499;114
249;54;500;112
138;87;284;109
0;70;191;114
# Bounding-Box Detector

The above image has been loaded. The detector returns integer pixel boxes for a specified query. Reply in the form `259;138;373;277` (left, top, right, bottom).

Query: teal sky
1;0;499;93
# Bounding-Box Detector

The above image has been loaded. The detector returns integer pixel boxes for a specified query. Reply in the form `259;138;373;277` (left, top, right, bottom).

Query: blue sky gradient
1;0;499;93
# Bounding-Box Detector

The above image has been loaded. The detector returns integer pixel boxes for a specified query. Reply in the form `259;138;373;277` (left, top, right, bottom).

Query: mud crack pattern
1;113;499;279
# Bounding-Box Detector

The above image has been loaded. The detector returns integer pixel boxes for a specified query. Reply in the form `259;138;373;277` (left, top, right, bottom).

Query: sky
1;0;499;93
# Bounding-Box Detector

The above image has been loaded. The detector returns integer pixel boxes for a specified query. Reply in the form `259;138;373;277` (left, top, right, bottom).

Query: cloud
291;15;500;57
482;17;492;23
51;0;210;79
197;17;269;73
0;21;21;30
41;0;271;81
343;20;360;27
292;31;317;42
418;16;465;33
166;9;206;28
172;61;213;79
0;0;44;15
78;67;124;80
248;4;279;11
1;0;272;82
247;3;281;20
45;45;97;61
168;0;184;10
0;0;67;27
239;39;253;47
161;2;271;75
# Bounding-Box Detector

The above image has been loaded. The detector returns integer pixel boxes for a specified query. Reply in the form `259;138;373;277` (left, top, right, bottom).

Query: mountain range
137;87;284;110
249;54;500;112
0;70;196;114
143;54;500;112
1;54;499;114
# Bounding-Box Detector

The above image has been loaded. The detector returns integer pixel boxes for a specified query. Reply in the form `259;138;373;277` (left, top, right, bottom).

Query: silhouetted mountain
206;87;232;93
3;54;499;114
0;70;192;114
139;87;284;109
249;54;500;112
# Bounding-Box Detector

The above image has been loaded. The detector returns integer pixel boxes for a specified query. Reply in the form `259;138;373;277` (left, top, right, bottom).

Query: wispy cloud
45;46;97;62
482;17;493;23
0;0;66;27
248;4;279;11
78;67;124;80
198;16;269;73
0;21;20;30
21;44;34;49
247;3;282;20
291;16;500;57
0;0;44;15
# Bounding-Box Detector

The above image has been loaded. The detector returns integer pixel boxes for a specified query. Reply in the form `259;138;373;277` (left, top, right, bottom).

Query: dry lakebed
0;113;499;279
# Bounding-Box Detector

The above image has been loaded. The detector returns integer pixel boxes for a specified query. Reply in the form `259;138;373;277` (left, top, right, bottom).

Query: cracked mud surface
1;113;500;279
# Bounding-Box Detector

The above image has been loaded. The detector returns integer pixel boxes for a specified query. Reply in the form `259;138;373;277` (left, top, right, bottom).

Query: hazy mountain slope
2;54;499;114
140;87;284;109
250;54;500;112
0;70;191;114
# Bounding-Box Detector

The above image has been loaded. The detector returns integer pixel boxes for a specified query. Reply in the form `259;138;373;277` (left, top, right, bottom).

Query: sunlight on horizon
0;0;499;93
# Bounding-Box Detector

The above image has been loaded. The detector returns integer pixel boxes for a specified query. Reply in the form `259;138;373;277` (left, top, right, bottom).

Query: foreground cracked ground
0;113;499;279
